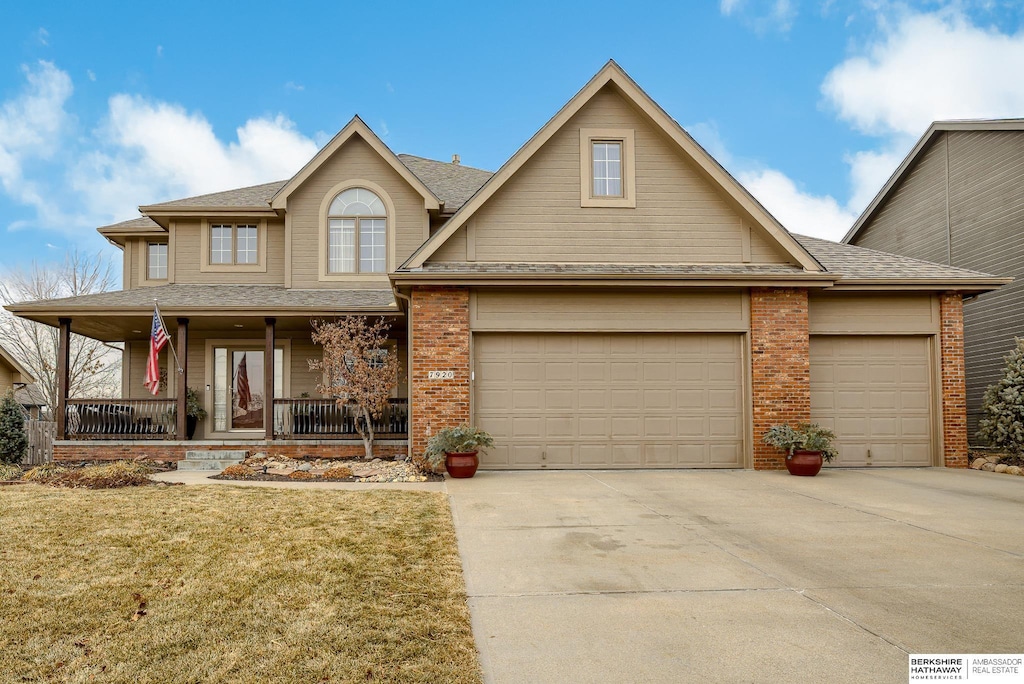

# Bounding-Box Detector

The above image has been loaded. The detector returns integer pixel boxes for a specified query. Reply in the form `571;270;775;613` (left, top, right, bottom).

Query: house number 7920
427;370;455;380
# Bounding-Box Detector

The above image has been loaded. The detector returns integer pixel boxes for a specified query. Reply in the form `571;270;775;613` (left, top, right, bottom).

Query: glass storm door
213;347;284;433
231;351;264;430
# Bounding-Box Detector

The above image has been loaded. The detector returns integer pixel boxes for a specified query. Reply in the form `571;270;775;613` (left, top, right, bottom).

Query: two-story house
8;62;1008;470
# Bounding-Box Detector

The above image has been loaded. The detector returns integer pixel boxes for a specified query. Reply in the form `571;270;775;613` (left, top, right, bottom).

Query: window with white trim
147;243;167;280
327;188;387;273
210;224;258;265
580;128;636;208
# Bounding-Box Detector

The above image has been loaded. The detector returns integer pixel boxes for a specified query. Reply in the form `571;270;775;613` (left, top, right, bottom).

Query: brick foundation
410;286;471;463
750;288;811;470
53;441;408;463
940;293;968;468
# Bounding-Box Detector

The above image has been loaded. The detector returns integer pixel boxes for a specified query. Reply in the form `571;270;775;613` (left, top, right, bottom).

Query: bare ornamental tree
0;251;121;412
309;317;401;460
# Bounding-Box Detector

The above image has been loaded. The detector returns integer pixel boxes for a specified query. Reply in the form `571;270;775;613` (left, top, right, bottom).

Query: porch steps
177;449;248;472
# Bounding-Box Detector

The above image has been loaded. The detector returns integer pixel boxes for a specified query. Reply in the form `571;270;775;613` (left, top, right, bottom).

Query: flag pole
154;299;183;374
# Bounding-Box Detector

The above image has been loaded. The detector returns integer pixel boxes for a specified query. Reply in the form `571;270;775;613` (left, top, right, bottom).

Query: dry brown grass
45;460;155;489
0;486;481;683
322;466;354;480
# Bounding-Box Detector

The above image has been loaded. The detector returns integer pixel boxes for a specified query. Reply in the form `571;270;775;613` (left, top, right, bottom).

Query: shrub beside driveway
0;486;481;683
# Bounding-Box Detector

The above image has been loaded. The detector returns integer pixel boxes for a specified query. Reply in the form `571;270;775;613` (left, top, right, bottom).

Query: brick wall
54;441;407;463
410;286;471;464
940;292;968;468
750;288;811;470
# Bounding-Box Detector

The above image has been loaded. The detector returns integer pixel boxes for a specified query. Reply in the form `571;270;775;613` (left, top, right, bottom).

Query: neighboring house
844;120;1023;440
0;343;33;399
7;62;1008;470
15;384;48;420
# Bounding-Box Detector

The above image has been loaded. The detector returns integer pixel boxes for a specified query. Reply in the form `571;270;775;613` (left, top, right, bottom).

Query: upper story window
147;243;168;280
592;141;622;197
327;188;386;273
580;128;636;208
210;224;258;265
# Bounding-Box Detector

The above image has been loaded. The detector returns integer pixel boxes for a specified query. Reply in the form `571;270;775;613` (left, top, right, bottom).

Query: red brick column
750;288;810;470
940;292;968;468
410;286;471;463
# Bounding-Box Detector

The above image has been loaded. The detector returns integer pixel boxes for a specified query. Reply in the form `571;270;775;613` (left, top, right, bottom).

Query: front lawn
0;486;480;683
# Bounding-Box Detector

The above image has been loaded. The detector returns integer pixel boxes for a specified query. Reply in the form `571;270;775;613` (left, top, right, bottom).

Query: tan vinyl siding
431;227;467;261
126;340;170;400
172;220;285;284
447;85;789;265
471;289;748;332
288;136;427;288
808;293;939;335
854;135;949;264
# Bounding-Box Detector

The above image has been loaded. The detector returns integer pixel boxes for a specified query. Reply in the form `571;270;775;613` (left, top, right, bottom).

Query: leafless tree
0;251;121;412
309;317;400;460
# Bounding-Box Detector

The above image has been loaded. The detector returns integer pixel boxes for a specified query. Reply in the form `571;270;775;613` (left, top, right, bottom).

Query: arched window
327;187;386;273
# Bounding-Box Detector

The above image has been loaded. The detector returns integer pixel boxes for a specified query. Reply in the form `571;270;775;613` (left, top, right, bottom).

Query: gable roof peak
269;116;440;211
402;60;822;271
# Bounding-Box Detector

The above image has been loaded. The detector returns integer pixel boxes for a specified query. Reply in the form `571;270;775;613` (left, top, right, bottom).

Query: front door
231;350;264;430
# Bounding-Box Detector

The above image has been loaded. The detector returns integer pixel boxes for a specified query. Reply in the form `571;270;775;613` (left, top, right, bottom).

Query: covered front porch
10;284;410;453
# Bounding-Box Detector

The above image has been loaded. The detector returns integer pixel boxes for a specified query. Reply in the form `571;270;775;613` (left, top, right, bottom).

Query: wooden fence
23;420;55;465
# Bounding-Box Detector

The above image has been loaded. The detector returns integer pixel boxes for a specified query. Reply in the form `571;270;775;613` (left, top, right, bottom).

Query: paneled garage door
474;333;745;469
810;336;933;467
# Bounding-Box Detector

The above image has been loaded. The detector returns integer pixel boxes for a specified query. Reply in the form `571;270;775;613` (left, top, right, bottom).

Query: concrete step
177;459;242;471
184;450;249;461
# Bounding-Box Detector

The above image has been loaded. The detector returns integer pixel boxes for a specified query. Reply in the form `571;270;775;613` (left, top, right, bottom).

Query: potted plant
762;423;837;476
185;387;207;440
424;425;494;478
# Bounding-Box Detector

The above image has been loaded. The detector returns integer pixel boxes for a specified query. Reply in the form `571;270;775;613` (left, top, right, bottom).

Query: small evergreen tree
0;391;28;465
977;337;1024;454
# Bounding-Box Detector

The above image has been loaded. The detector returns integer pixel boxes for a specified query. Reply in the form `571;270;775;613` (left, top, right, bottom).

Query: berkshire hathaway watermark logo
909;655;1022;682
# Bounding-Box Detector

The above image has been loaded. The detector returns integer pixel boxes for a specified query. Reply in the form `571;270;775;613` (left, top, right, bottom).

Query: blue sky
2;1;1024;273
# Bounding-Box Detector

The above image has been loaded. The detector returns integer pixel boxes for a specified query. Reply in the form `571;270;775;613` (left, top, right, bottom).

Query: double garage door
475;333;745;469
474;332;935;470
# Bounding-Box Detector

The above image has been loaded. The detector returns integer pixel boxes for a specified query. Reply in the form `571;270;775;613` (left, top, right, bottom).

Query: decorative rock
1005;465;1022;476
297;463;312;472
995;464;1009;473
266;467;295;476
971;458;987;469
982;463;997;472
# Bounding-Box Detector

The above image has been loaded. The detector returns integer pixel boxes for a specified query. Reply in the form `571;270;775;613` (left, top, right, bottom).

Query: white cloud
86;69;96;82
72;95;319;222
156;45;163;58
285;81;304;92
36;28;49;46
0;62;320;238
823;10;1024;135
719;0;797;33
739;168;859;239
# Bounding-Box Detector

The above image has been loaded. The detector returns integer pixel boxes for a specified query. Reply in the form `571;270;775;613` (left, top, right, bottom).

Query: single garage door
474;333;745;469
810;336;933;467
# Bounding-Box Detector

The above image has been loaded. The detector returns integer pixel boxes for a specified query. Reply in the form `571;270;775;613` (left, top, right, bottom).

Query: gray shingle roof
98;216;162;232
407;262;807;276
143;180;287;209
397;155;492;211
9;285;397;312
793;234;1004;281
133;156;493;214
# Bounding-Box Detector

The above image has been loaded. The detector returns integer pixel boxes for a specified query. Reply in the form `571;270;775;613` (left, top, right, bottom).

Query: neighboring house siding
855;135;949;265
852;129;1024;438
432;86;789;265
288;136;427;288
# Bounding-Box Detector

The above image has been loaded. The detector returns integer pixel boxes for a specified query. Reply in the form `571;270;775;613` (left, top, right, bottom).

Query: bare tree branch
0;251;121;412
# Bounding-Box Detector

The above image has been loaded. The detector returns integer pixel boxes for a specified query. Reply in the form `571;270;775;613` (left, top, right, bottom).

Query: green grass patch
0;486;480;683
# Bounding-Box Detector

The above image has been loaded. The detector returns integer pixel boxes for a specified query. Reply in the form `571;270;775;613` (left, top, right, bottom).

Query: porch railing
65;399;177;440
273;398;408;439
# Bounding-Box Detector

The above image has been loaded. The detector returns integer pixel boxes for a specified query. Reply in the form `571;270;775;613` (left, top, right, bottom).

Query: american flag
236;353;251;410
143;307;169;395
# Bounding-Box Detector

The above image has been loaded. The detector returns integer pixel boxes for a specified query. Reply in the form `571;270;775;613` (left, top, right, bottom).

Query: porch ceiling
6;285;403;342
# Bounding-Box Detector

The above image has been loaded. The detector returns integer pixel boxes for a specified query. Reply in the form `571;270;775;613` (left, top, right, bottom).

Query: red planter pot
786;450;824;476
445;451;480;478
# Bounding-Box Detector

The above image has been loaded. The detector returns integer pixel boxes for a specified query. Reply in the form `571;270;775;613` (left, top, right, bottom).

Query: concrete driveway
447;469;1024;683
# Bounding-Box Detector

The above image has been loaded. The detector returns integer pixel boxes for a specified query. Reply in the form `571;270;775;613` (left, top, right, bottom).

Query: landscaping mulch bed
211;454;442;483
